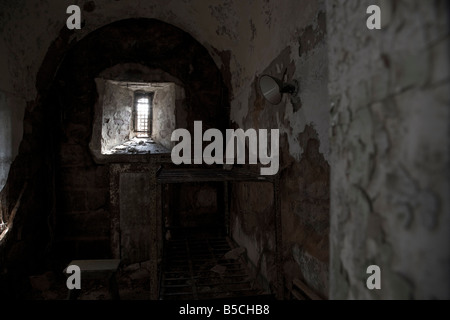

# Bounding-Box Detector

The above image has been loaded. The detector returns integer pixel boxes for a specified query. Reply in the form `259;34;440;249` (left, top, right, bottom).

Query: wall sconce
259;70;299;105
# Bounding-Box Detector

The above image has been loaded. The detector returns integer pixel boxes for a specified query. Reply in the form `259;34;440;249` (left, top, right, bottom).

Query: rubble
105;137;169;155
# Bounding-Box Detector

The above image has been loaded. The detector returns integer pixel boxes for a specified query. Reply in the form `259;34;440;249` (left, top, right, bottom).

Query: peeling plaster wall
101;81;133;152
0;0;328;155
90;65;186;162
229;1;331;298
0;0;322;103
99;81;179;152
327;0;450;299
152;83;180;150
1;2;231;290
1;1;331;298
0;1;330;173
0;0;448;300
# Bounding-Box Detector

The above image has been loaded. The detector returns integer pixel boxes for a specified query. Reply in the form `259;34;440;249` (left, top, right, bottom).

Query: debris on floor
160;237;265;300
105;137;169;155
28;260;153;300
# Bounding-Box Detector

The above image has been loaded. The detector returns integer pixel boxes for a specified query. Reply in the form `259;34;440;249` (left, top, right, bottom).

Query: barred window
134;92;153;137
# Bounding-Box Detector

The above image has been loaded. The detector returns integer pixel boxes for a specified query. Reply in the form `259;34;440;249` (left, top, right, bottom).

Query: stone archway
0;18;230;274
49;18;230;260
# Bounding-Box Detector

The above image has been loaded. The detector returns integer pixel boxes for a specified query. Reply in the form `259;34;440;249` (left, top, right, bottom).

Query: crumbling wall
99;80;180;152
90;65;187;161
229;2;330;298
152;83;180;150
50;18;228;262
0;0;331;298
327;0;450;299
101;81;133;152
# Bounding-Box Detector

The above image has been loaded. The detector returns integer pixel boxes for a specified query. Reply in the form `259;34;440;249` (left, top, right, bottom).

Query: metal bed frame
156;166;282;300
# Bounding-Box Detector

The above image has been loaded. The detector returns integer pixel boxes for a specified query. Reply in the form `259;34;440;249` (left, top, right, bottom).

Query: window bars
134;92;153;136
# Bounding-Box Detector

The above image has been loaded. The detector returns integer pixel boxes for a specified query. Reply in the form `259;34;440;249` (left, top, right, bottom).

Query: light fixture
258;69;299;105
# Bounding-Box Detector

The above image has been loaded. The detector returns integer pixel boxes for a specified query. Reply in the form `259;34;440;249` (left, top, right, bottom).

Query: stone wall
97;80;181;153
101;81;133;152
151;83;181;150
327;0;450;299
90;65;187;161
